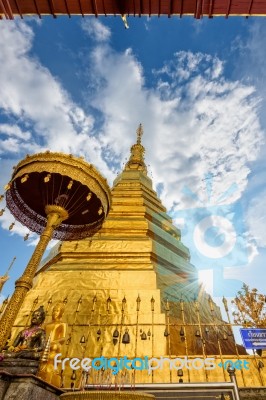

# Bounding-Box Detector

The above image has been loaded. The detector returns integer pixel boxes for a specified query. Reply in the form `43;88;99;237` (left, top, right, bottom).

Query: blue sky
0;16;266;308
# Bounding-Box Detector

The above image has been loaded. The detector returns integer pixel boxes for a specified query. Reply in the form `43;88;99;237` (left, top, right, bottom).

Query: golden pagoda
2;125;266;396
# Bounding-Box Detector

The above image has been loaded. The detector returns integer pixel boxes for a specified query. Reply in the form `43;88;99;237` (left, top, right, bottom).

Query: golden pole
151;297;155;383
208;296;226;382
134;295;141;384
222;297;247;386
0;257;16;295
194;300;208;382
0;205;68;350
163;299;172;383
180;299;190;383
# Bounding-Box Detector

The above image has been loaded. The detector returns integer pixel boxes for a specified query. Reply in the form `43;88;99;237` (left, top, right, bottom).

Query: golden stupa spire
136;123;143;144
124;124;147;174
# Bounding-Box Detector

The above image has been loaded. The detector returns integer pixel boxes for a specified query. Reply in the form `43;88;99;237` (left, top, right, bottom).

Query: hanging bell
151;296;155;311
80;335;86;344
66;336;71;345
141;331;147;340
67;180;73;190
106;296;111;312
122;296;127;311
9;222;15;231
180;327;185;336
71;371;77;380
195;330;201;337
97;328;101;341
122;329;130;344
136;295;141;311
92;295;97;311
24;233;30;241
113;328;119;338
21;174;29;183
98;207;103;215
44;173;51;183
147;329;151;340
164;329;169;337
86;192;92;201
0;209;5;216
0;194;4;201
60;371;65;389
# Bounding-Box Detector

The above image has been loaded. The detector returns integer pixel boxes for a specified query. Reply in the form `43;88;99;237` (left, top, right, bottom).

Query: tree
231;284;266;327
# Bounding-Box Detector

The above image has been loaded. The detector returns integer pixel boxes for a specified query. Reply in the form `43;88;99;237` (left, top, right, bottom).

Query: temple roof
1;0;265;20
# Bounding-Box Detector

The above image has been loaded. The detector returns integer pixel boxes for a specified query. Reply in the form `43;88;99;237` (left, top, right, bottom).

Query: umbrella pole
0;205;68;350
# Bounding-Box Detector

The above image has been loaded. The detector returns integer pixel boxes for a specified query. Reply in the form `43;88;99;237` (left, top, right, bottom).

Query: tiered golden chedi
5;126;266;390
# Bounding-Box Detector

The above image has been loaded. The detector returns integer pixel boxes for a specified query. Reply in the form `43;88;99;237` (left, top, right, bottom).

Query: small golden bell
9;222;15;231
113;328;119;338
21;174;29;183
67;180;73;190
0;194;4;201
24;233;29;241
0;209;5;216
122;329;130;344
98;207;103;215
141;331;147;340
80;335;86;344
44;174;51;183
195;330;201;337
86;193;92;201
4;183;11;191
71;371;76;380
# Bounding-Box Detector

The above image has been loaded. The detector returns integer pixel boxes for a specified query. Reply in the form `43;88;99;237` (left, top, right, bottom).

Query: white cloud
230;20;266;251
0;19;264;258
0;21;116;240
0;21;115;180
0;124;31;140
246;190;266;248
85;46;263;213
81;19;111;42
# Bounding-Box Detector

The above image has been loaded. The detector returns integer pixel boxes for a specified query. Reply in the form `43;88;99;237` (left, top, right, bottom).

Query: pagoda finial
124;124;147;174
136;123;143;145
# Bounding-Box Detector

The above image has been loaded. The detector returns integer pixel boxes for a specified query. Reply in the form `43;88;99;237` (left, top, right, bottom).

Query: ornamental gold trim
10;152;111;216
60;391;155;400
